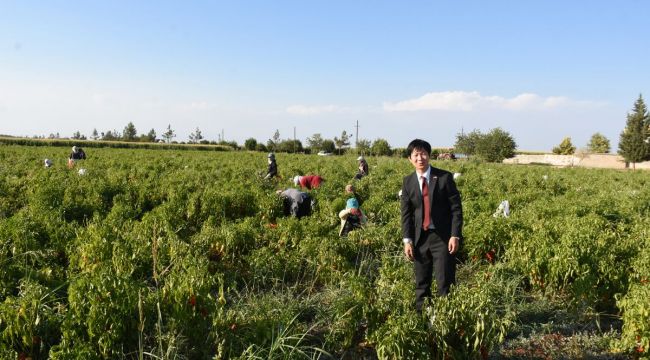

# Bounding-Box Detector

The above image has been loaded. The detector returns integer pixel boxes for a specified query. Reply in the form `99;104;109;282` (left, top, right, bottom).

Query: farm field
1;144;649;359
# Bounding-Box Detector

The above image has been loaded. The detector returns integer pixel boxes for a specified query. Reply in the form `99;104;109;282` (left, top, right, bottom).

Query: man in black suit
400;139;463;312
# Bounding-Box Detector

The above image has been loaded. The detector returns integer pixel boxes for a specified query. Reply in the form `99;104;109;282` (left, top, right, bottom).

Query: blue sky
1;1;648;151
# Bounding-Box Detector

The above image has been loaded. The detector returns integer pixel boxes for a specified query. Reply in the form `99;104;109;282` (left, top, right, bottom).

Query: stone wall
503;154;650;169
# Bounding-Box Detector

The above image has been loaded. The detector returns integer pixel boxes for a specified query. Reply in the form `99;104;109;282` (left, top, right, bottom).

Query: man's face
409;148;430;173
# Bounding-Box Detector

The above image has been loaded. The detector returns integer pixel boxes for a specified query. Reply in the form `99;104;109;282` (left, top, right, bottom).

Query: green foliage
321;139;335;153
424;265;519;359
0;145;646;358
587;132;611;153
0;136;232;151
334;130;351;155
616;225;650;356
618;94;650;165
162;124;176;143
370;138;392;156
306;133;325;153
122;122;137;141
244;137;258;151
276;139;303;153
454;128;516;162
0;281;63;359
189;127;204;143
355;138;371;155
454;129;482;156
553;137;576;155
476;128;517;162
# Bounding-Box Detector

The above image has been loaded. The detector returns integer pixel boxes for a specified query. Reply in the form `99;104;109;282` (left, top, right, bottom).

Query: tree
454;130;483;156
587;133;610;153
123;122;137;141
143;128;157;142
244;138;258;151
355;138;371;155
454;128;516;162
277;139;303;153
162;125;176;143
72;131;86;140
189;127;203;144
91;128;99;140
218;140;238;150
321;140;336;153
255;143;268;152
553;137;576;155
306;133;325;153
102;130;120;141
371;138;392;156
475;128;517;162
334;130;351;155
267;130;281;151
619;95;650;169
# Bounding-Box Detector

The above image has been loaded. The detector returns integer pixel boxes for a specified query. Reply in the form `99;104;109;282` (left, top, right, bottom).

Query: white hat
357;156;364;161
293;176;300;185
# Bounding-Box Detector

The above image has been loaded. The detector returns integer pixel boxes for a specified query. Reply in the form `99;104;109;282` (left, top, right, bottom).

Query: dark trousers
414;229;456;312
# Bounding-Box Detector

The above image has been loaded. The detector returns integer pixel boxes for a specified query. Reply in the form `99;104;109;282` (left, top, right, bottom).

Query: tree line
454;94;650;166
22;94;650;164
244;129;395;156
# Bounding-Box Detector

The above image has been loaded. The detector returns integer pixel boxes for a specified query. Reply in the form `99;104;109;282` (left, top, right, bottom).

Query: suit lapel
428;169;437;208
410;172;420;195
429;176;437;195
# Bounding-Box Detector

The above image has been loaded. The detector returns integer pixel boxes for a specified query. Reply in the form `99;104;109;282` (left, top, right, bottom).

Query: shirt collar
416;165;431;180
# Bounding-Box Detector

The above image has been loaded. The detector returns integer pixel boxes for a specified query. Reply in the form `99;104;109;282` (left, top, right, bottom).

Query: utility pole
293;126;296;153
354;120;360;148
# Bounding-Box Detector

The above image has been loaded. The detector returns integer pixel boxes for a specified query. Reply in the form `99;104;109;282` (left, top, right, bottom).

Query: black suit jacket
400;166;463;246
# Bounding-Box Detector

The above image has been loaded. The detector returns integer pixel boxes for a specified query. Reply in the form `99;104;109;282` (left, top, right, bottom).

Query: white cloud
383;91;602;112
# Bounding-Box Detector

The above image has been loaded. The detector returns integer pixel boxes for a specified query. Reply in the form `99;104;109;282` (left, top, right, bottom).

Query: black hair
406;139;431;157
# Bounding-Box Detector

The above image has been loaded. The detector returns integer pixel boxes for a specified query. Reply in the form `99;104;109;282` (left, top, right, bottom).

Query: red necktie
421;176;431;230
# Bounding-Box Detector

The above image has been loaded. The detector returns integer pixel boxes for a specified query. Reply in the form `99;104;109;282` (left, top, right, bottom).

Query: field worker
293;174;324;190
68;146;86;168
44;158;53;168
277;188;312;219
401;138;463;313
69;146;87;161
345;184;363;206
355;156;369;180
339;197;367;237
264;153;278;179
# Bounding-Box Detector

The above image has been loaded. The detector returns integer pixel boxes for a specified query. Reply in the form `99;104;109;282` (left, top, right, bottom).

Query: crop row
0;144;648;359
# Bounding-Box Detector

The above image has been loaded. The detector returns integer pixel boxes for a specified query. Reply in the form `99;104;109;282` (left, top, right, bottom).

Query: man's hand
448;237;460;254
404;242;414;261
